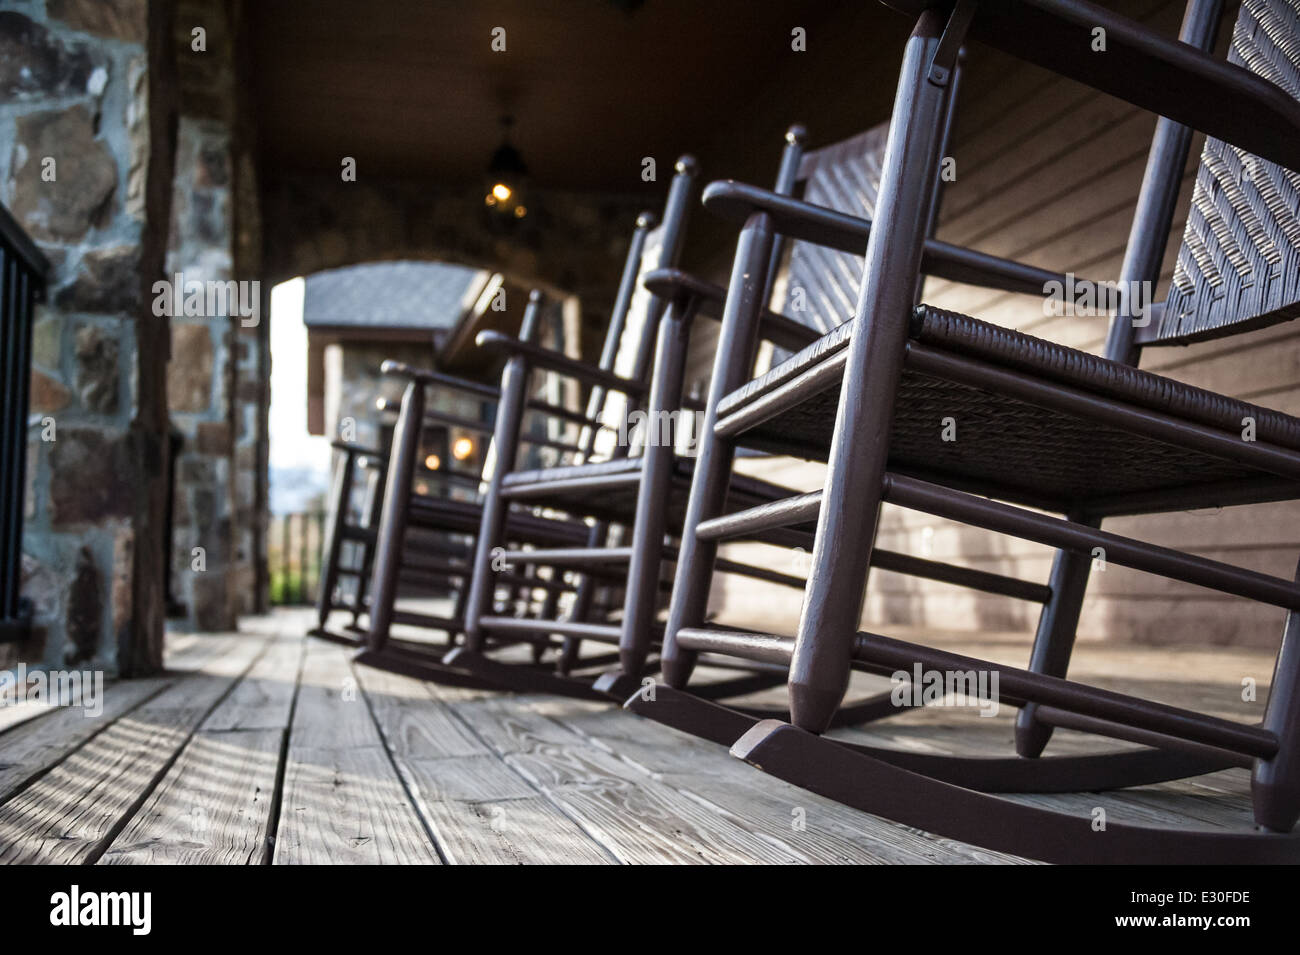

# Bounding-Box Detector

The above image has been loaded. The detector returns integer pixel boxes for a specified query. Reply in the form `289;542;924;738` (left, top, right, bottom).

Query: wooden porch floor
0;608;1273;864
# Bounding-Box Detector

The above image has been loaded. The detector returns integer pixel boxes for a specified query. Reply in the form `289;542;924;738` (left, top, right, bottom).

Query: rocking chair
636;0;1300;863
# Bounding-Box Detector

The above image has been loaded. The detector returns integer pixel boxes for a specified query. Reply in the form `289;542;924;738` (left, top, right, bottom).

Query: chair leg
462;438;518;653
788;10;951;733
448;562;469;645
538;569;561;621
365;379;425;652
462;293;540;651
350;466;385;627
516;561;536;617
621;303;691;677
1254;560;1300;832
661;218;778;688
1014;519;1098;757
316;446;355;630
556;521;608;673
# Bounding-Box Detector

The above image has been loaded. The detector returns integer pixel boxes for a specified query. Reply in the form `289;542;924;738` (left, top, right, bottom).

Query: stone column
2;0;176;674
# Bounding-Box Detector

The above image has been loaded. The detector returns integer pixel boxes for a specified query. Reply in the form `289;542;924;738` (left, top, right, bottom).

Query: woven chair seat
718;305;1300;509
503;455;798;527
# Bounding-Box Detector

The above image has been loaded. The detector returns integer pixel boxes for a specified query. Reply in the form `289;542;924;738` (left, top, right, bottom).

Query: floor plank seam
537;698;1017;863
0;633;236;750
87;635;277;865
536;704;829;863
0;679;125;742
437;695;626;864
261;634;310;865
0;679;177;811
351;646;454;865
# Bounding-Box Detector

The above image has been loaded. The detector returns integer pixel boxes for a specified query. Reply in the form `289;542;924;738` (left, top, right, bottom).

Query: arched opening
254;259;584;612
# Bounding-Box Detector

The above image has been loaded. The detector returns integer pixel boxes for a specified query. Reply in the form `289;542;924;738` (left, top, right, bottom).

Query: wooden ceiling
248;0;871;192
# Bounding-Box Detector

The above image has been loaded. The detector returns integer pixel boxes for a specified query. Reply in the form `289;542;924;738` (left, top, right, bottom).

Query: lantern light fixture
485;115;528;223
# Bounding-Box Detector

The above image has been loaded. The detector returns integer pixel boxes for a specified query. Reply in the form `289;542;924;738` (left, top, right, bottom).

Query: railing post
0;204;49;645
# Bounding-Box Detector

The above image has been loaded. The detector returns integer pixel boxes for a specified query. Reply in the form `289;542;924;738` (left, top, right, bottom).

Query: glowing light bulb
492;182;512;201
424;453;441;470
452;437;474;460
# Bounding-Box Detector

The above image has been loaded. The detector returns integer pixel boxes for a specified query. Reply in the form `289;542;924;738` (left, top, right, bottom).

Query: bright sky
268;277;331;473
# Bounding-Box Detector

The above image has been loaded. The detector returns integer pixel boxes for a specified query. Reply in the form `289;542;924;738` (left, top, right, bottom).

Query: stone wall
164;0;266;631
3;0;175;673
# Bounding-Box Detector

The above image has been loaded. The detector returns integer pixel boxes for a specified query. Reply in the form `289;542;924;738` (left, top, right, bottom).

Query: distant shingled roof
302;260;487;330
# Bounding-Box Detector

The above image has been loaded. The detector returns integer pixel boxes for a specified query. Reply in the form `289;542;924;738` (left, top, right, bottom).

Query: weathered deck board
0;608;1274;865
98;729;283;865
201;637;302;732
274;743;442;864
356;663;614;864
516;694;1021;864
354;664;485;759
0;677;172;802
0;636;268;864
455;695;816;864
99;630;305;864
273;640;441;865
0;631;238;800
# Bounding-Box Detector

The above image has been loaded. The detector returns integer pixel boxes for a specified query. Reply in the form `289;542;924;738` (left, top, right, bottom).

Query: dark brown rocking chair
632;0;1300;863
356;159;710;696
313;326;598;672
444;125;957;704
314;387;501;643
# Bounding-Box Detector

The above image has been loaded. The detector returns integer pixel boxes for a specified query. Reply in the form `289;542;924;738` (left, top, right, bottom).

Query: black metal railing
1;204;48;645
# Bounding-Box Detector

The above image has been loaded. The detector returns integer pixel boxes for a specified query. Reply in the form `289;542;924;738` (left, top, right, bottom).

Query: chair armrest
642;268;821;353
702;180;1076;297
380;360;501;401
329;440;384;462
883;0;1300;172
474;330;649;398
381;390;593;436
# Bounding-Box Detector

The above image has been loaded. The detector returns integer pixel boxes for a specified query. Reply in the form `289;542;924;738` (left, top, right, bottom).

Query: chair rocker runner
629;0;1300;863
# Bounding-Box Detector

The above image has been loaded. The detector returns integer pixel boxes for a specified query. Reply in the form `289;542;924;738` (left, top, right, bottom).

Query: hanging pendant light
484;115;528;226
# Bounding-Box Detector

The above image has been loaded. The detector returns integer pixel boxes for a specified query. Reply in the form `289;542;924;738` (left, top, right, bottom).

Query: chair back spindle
780;64;961;340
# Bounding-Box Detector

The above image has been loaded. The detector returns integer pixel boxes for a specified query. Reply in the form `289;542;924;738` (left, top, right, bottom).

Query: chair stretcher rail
696;490;1052;603
675;626;1277;759
883;471;1300;612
